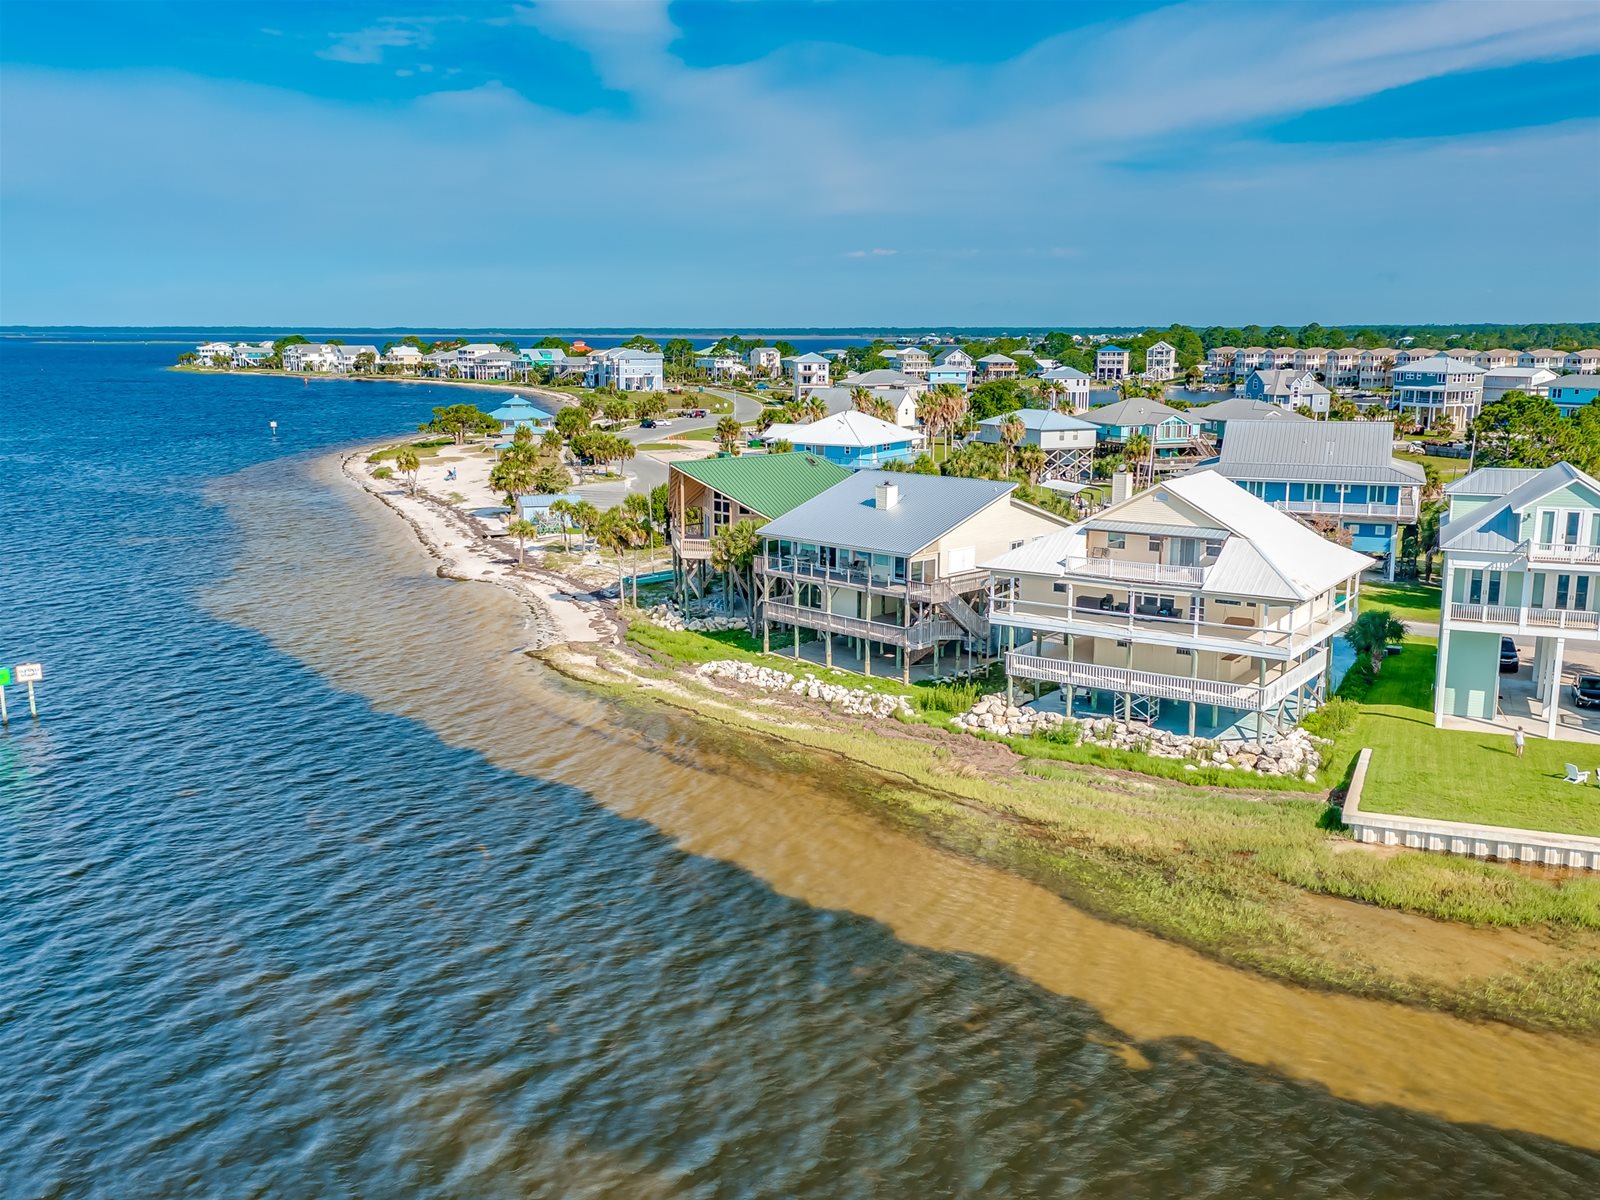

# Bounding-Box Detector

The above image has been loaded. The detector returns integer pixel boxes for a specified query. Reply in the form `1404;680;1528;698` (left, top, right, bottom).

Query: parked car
653;419;672;428
640;419;658;428
686;408;708;418
1573;675;1600;709
1500;637;1520;673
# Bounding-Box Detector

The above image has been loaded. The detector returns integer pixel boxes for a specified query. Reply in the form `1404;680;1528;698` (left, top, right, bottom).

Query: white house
1482;366;1559;405
789;352;832;398
383;344;425;370
695;351;749;380
747;346;782;377
1389;355;1486;430
1040;365;1092;411
1142;340;1178;381
586;347;666;392
1563;349;1600;375
974;408;1097;480
1095;345;1131;382
1518;349;1564;371
984;471;1371;741
282;343;343;372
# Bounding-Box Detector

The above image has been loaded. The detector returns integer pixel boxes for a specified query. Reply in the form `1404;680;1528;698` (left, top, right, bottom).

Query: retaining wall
1341;747;1600;871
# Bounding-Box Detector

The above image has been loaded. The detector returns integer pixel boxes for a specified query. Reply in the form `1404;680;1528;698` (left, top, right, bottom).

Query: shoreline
174;364;576;406
336;435;1600;1043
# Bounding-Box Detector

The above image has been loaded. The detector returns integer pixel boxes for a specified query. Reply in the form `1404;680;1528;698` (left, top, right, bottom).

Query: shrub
1299;696;1359;738
371;466;394;479
1039;721;1080;747
912;681;982;715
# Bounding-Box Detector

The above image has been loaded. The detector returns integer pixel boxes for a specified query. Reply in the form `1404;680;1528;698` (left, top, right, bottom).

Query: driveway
1443;641;1600;745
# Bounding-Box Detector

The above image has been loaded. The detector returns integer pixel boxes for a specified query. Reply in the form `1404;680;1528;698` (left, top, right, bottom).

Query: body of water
3;338;1598;1197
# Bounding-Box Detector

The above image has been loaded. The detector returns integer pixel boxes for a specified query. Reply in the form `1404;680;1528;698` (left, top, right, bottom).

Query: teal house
1081;396;1202;461
1435;462;1600;736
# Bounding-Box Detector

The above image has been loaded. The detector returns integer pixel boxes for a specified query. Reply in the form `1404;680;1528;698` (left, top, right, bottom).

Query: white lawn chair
1564;764;1591;785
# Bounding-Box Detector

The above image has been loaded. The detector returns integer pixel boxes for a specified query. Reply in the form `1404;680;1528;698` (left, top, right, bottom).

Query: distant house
515;493;581;532
667;451;850;606
282;343;343;372
844;368;927;398
1475;349;1518;370
788;352;832;398
586;347;666;392
1547;376;1600;416
884;346;931;377
760;410;919;470
926;348;975;390
1204;346;1238;383
1231;347;1269;380
1143;340;1178;381
1482;366;1559;405
1242;368;1331;412
384;344;425;370
1039;365;1092;411
695;351;749;380
1324;348;1361;389
1518;348;1563;371
1293;347;1328;375
984;470;1370;740
1358;348;1397;391
1435;462;1600;735
974;408;1097;480
1394;347;1436;367
1187;396;1312;441
1095;345;1130;382
1563;349;1600;375
756;472;1072;681
1206;419;1424;581
196;341;233;361
1080;396;1204;468
1265;347;1297;370
808;384;921;428
518;347;565;369
230;342;273;367
1389;355;1486;431
976;353;1019;382
746;346;782;377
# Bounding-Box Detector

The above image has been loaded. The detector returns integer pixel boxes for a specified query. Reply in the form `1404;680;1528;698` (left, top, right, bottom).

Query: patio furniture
1564;764;1591;785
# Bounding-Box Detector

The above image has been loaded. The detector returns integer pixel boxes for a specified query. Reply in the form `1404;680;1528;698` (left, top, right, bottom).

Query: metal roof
1190;397;1312;425
672;452;851;519
762;410;916;448
975;408;1097;432
1213;420;1424;485
759;472;1019;556
844;369;923;388
1082;396;1186;426
1445;467;1544;497
1088;518;1231;539
1441;463;1600;553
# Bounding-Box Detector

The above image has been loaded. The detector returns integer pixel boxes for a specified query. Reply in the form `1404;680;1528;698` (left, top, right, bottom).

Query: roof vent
874;482;900;510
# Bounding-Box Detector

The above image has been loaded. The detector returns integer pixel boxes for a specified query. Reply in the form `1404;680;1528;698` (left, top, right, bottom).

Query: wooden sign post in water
1;662;44;723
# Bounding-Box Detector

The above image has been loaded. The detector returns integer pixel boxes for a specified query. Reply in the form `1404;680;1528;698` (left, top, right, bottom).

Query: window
1107;532;1126;550
1539;511;1556;543
1148;537;1162;553
1176;647;1193;657
1565;511;1582;546
1204;539;1224;559
1052;580;1070;593
1579;577;1592;612
1011;540;1025;550
1487;572;1501;606
1556;574;1571;609
1533;573;1546;607
1468;570;1483;604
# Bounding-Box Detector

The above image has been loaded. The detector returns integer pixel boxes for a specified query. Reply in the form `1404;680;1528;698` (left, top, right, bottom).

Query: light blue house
1080;396;1201;460
1207;420;1423;580
1547;376;1600;416
516;493;580;531
489;397;554;434
1435;462;1600;735
760;410;918;470
926;348;974;390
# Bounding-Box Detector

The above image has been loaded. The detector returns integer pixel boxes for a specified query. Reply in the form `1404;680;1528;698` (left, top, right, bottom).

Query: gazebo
489;397;554;435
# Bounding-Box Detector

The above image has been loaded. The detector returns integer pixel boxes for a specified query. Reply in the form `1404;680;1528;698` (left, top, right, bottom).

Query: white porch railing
1004;649;1327;712
1526;541;1600;565
1450;603;1600;633
1060;556;1208;587
762;600;964;649
988;595;1353;658
1273;497;1418;521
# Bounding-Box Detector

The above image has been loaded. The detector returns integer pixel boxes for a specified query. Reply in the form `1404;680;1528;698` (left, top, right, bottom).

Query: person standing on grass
1514;727;1525;759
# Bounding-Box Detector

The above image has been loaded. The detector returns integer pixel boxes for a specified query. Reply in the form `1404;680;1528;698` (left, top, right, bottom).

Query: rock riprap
695;660;913;719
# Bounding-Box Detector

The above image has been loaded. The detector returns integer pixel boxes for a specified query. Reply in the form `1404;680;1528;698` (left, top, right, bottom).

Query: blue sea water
1;337;1597;1197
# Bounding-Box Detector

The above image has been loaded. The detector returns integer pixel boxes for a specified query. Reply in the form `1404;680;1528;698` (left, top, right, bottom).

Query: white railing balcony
1526;541;1600;566
1450;603;1600;634
1060;556;1208;587
762;600;963;649
1004;649;1327;713
671;531;713;560
1273;496;1419;522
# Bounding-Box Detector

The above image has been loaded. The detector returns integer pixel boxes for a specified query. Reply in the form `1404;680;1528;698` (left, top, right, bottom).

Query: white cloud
845;248;897;258
317;21;435;65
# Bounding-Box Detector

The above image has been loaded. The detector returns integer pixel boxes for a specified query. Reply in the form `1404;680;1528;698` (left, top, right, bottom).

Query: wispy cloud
317;20;435;65
844;248;897;258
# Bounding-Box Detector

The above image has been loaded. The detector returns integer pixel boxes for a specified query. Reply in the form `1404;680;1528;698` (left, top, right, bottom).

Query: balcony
1525;541;1600;566
1273;496;1419;522
757;559;989;603
1005;649;1328;713
672;530;713;561
762;600;964;649
990;591;1354;658
1450;603;1600;635
1060;555;1208;587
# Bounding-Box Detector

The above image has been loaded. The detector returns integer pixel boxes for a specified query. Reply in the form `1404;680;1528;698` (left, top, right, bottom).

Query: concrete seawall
1342;747;1600;870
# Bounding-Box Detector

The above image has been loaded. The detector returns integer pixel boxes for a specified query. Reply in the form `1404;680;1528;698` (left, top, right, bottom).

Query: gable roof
792;352;831;363
1190;397;1313;425
1082;396;1186;426
1440;462;1600;553
1445;467;1545;497
984;471;1372;600
672;452;851;519
977;353;1017;364
1393;355;1485;377
844;369;923;388
1249;367;1330;397
1041;365;1090;381
1098;345;1128;354
761;409;916;448
976;408;1097;432
1214;420;1423;485
759;471;1027;555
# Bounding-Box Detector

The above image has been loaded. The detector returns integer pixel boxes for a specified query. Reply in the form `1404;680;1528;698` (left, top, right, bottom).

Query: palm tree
710;518;762;625
1345;608;1406;674
548;498;576;550
393;447;421;495
1016;443;1046;484
505;516;539;565
715;416;744;455
771;438;795;454
595;510;633;600
998;414;1025;475
1123;432;1152;486
850;385;874;413
571;500;600;548
940;385;970;454
622;493;652;606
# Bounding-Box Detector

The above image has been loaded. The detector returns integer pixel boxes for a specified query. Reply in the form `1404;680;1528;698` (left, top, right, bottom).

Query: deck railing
762;600;964;649
1060;556;1208;587
1273;496;1418;521
1004;649;1327;713
1449;603;1600;633
1526;541;1600;565
756;559;988;603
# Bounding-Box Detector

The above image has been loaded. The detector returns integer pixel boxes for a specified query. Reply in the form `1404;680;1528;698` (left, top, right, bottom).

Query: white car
652;419;672;428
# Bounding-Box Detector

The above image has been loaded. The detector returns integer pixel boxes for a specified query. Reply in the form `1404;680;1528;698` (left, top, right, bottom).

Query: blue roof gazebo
490;397;554;433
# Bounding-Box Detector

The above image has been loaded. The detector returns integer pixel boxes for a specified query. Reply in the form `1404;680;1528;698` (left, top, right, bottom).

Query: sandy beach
340;437;614;649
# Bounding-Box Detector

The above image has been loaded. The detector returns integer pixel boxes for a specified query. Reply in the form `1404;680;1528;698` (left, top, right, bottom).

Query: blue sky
3;0;1598;327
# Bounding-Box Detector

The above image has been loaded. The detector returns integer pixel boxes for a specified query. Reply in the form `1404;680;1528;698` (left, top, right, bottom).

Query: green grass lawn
671;428;723;441
1361;579;1443;625
1351;640;1600;836
366;438;453;463
1395;449;1472;480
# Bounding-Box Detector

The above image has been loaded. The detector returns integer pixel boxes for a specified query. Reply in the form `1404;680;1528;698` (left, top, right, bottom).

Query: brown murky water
74;445;1578;1196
